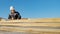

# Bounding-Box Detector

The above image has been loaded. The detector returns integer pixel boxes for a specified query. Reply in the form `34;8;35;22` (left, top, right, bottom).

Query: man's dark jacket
8;11;21;19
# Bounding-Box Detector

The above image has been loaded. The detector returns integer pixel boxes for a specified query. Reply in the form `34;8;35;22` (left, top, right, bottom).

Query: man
8;6;21;20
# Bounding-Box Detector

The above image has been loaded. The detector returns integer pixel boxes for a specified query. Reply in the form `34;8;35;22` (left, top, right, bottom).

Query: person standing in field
8;6;21;20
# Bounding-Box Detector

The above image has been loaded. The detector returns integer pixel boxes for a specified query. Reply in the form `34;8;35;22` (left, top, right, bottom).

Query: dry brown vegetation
0;18;60;34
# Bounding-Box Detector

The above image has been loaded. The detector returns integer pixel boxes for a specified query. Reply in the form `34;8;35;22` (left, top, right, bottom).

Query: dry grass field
0;18;60;34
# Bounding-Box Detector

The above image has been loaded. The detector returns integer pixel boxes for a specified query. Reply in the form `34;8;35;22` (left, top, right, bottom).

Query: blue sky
0;0;60;18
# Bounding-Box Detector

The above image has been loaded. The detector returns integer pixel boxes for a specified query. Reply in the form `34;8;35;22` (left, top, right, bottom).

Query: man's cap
10;6;15;10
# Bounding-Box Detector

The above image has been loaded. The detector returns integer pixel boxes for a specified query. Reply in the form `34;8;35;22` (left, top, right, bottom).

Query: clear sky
0;0;60;18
